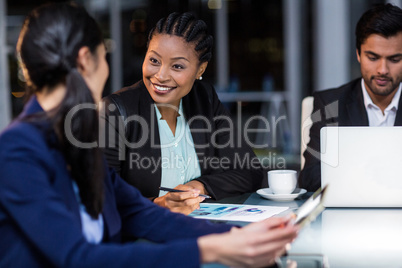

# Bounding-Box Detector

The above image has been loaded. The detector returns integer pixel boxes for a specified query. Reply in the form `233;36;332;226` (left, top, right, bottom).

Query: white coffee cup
268;169;297;194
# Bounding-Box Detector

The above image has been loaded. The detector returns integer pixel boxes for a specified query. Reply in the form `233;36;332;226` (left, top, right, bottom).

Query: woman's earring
199;76;203;80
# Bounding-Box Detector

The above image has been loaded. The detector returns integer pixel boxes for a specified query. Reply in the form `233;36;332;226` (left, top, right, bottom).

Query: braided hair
148;12;213;63
16;2;105;219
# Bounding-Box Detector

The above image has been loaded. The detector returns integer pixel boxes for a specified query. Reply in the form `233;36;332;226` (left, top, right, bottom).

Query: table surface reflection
204;192;402;268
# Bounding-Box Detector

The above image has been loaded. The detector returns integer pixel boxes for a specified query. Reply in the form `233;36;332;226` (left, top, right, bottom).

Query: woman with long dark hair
0;3;298;267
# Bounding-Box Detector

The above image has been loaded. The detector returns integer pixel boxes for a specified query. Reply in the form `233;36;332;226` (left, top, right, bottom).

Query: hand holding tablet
293;185;328;227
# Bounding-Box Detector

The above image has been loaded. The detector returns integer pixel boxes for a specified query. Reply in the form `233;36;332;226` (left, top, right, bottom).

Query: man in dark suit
299;4;402;191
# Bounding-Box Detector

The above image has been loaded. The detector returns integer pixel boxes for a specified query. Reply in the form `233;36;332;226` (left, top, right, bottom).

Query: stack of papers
189;203;289;222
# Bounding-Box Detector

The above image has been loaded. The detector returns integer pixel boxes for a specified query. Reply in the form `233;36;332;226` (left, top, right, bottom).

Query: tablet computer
294;185;328;227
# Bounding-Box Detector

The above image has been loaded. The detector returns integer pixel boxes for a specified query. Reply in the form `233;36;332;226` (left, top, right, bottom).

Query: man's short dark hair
355;3;402;54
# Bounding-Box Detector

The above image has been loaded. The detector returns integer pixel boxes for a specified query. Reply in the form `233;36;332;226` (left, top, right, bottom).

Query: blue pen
159;186;212;199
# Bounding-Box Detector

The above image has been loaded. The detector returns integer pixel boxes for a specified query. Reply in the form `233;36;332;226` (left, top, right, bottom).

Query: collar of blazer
344;79;369;126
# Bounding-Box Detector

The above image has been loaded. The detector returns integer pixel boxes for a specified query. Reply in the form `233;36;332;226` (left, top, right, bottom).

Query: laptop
320;126;402;207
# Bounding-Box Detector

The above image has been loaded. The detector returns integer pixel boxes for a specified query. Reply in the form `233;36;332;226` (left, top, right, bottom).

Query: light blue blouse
72;181;103;244
154;100;201;197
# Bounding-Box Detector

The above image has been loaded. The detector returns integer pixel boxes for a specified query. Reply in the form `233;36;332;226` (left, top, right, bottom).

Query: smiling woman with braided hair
102;12;264;215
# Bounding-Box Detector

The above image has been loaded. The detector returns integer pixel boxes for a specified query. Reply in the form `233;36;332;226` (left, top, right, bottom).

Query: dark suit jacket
0;97;231;267
102;80;263;200
299;78;402;191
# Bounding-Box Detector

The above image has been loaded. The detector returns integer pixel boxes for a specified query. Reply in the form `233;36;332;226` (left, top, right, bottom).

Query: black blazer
101;80;263;200
299;78;402;191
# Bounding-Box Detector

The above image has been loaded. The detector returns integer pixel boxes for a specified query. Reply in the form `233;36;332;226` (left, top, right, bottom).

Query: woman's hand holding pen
153;184;205;215
197;217;299;267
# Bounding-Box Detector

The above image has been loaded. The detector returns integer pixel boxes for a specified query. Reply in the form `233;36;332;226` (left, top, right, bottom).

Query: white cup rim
268;169;297;175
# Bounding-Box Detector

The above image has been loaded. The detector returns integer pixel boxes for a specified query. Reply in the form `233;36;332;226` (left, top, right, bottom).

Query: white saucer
256;188;307;201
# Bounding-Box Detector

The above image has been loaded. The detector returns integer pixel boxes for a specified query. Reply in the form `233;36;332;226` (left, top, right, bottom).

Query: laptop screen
320;126;402;207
